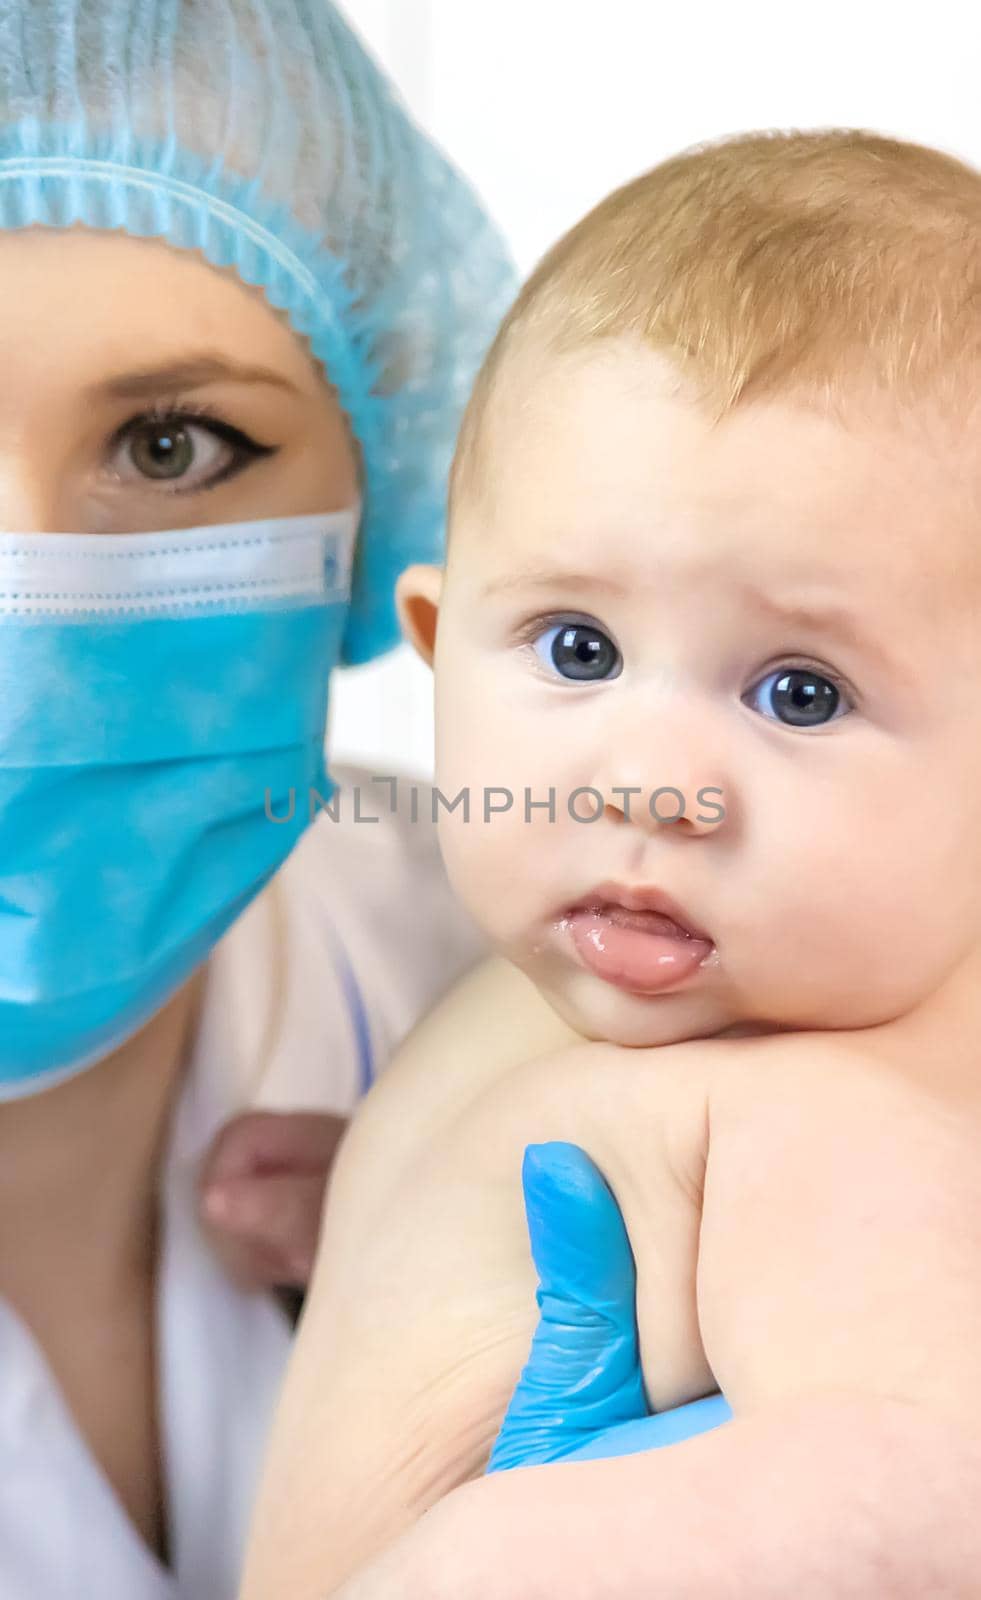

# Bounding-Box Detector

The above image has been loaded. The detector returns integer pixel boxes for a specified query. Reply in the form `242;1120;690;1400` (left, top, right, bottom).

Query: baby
243;128;981;1597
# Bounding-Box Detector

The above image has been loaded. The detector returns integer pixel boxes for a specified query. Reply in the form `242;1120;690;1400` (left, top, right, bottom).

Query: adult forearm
334;1391;981;1600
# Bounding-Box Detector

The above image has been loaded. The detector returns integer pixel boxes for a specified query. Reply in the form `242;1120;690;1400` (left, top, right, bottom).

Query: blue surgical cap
0;0;517;661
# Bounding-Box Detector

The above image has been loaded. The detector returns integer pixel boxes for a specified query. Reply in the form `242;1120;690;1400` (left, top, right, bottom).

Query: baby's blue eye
533;621;622;682
744;667;850;727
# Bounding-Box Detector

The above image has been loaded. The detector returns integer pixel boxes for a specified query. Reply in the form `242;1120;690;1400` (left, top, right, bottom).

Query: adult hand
488;1140;732;1469
198;1109;347;1291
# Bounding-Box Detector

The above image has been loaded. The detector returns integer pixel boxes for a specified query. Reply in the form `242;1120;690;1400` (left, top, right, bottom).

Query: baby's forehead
456;341;980;601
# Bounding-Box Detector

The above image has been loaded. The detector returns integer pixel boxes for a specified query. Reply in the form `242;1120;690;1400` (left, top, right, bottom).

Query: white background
328;0;980;779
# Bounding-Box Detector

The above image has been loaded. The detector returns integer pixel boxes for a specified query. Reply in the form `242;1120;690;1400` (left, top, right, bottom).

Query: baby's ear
396;563;443;665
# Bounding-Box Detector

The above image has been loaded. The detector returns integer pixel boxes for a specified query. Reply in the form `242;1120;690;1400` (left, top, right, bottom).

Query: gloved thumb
487;1141;648;1471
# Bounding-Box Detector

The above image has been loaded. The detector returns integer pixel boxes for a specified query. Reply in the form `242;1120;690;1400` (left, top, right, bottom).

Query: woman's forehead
0;227;323;392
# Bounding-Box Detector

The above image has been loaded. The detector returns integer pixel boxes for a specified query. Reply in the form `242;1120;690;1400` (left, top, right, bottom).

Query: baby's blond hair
451;128;981;508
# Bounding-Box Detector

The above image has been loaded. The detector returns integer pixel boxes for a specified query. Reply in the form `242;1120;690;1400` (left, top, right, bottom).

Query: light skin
406;338;981;1047
0;225;358;1560
241;338;981;1598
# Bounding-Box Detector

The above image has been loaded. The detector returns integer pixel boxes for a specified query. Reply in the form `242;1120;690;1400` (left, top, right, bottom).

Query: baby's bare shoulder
331;957;576;1221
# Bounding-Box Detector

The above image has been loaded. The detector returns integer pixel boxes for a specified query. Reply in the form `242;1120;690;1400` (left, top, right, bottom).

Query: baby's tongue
567;906;713;993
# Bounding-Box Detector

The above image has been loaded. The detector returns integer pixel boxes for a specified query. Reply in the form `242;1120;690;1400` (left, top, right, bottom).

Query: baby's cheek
435;697;565;946
438;802;544;948
745;822;974;1027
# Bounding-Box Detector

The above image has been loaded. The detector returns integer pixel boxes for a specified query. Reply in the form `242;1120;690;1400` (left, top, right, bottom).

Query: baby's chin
526;963;745;1049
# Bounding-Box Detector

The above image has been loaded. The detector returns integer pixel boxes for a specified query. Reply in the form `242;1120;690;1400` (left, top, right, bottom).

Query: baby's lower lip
560;904;715;995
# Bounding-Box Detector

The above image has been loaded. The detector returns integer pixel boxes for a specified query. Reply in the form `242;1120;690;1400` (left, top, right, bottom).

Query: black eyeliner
108;398;278;495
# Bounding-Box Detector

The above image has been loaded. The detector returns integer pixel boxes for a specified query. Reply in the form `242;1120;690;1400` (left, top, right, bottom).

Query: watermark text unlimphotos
264;777;725;826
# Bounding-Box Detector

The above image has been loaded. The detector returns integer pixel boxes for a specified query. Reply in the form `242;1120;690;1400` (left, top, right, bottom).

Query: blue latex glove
488;1141;733;1471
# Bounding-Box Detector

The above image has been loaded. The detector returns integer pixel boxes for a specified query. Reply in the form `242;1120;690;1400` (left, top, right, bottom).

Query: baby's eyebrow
734;581;914;684
482;567;913;683
85;354;301;401
480;569;631;599
737;586;862;640
481;571;867;635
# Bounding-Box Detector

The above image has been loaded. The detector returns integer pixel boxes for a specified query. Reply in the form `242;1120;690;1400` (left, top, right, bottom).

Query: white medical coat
0;769;483;1599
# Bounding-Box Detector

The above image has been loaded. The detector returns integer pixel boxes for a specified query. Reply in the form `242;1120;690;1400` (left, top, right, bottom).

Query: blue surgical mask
0;508;358;1099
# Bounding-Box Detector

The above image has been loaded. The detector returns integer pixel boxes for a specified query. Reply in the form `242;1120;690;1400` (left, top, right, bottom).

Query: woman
0;2;514;1594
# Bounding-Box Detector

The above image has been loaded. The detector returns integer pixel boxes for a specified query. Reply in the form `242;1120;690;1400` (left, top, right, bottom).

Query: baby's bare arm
698;1035;981;1429
243;1010;981;1600
325;1038;981;1600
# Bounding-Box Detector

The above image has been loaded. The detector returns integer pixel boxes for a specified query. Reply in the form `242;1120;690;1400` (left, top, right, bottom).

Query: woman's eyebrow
86;354;302;400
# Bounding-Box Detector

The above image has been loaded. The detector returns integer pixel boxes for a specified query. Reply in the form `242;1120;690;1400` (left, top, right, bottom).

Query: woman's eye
532;621;622;682
743;667;851;727
106;411;272;493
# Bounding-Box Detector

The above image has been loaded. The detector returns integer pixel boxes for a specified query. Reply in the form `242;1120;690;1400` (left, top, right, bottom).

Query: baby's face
427;338;981;1045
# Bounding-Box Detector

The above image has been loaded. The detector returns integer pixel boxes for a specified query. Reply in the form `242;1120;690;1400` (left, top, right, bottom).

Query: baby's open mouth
558;884;715;996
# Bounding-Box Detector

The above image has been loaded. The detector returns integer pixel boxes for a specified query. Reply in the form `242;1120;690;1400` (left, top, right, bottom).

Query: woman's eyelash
111;395;276;455
140;396;221;425
106;395;277;492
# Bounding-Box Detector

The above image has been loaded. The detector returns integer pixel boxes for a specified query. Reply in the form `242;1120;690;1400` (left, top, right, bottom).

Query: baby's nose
589;701;730;838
